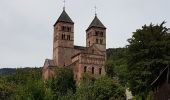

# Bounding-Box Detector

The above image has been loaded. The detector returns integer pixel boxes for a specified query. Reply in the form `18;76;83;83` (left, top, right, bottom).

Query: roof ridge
54;10;74;26
86;15;106;31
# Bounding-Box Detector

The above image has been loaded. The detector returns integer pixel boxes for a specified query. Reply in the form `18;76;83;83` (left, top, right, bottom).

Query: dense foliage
76;74;125;100
48;68;76;99
0;68;16;76
127;22;170;97
1;22;169;99
106;48;128;86
0;67;125;100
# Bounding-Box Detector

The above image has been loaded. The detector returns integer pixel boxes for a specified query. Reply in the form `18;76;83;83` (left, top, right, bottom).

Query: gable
85;44;104;55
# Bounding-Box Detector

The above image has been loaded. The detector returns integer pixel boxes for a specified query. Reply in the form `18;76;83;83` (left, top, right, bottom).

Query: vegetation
0;68;16;76
105;22;170;99
106;48;128;86
1;22;169;99
76;74;125;100
48;68;76;99
127;22;170;98
0;67;125;100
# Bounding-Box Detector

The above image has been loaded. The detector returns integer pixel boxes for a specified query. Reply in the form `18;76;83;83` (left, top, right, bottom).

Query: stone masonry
43;8;106;80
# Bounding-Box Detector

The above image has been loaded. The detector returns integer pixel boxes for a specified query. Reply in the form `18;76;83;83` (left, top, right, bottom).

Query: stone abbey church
43;8;106;80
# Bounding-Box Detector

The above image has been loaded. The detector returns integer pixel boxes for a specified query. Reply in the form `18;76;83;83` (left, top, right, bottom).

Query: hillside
0;48;125;76
0;68;16;76
106;48;127;60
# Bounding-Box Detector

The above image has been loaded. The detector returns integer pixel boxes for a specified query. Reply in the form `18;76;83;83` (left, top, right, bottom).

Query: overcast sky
0;0;170;68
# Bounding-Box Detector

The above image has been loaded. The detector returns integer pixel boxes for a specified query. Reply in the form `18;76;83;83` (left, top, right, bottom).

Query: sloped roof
86;15;106;31
151;65;170;86
54;10;74;26
74;46;86;50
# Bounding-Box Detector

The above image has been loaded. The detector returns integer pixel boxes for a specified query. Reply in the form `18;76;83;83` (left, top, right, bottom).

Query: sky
0;0;170;68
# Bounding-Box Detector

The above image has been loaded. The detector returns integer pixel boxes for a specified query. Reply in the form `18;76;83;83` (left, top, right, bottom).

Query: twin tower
43;8;107;80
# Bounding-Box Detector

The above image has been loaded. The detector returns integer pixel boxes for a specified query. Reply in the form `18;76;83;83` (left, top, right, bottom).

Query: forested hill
0;67;41;76
106;48;127;60
0;48;126;76
0;49;127;100
0;68;16;76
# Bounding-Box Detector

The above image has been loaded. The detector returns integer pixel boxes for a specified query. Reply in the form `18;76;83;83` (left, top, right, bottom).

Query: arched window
62;26;65;31
69;35;70;40
96;39;99;44
92;67;94;74
67;35;70;40
69;27;71;32
62;34;64;39
84;66;87;73
95;31;99;36
99;68;102;75
63;34;65;40
100;39;103;44
100;32;103;37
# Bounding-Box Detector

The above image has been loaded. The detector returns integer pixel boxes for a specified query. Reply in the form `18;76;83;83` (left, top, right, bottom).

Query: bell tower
86;14;106;53
53;8;74;67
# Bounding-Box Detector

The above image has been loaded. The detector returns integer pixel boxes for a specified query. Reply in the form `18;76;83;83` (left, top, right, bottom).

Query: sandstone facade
43;9;106;80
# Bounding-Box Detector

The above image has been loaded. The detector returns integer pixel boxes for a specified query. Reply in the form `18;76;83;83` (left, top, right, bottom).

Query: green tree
127;22;170;97
76;74;96;100
0;76;16;100
93;76;125;100
9;68;53;100
105;60;116;78
48;68;76;99
106;48;129;86
76;74;126;100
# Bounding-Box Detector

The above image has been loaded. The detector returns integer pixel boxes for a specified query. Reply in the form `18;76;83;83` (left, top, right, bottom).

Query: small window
88;41;90;46
96;39;99;44
100;39;103;44
99;68;102;75
69;27;71;32
69;35;70;40
95;31;98;36
62;26;64;31
63;34;65;40
84;66;87;73
62;34;64;39
67;35;70;40
62;26;68;31
100;32;103;37
92;67;94;74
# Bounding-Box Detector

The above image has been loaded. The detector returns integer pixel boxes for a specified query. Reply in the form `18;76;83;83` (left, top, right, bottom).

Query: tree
93;76;125;100
127;22;170;97
76;74;126;100
0;76;16;100
105;60;116;78
48;68;76;99
76;74;96;100
9;68;53;100
106;48;129;86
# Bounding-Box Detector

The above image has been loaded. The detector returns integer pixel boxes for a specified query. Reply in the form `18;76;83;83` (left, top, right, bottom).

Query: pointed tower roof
86;15;106;31
54;9;74;26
